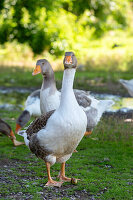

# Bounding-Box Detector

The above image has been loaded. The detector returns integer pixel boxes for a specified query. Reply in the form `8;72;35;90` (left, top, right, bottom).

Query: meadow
0;66;133;200
0;0;133;198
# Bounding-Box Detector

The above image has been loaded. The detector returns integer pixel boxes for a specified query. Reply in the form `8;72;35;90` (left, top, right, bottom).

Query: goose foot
12;139;25;146
45;162;63;187
58;162;72;182
73;149;78;153
84;131;92;136
59;175;71;182
45;180;63;187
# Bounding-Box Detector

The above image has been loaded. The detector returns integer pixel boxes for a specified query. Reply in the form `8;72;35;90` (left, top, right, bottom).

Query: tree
0;0;131;54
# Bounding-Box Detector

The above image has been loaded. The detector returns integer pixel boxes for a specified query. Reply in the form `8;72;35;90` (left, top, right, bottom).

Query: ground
0;66;133;95
0;67;133;199
0;111;133;199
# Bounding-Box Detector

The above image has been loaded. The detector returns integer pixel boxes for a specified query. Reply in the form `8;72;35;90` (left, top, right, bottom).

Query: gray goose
0;118;24;146
32;59;114;135
119;79;133;97
15;89;41;133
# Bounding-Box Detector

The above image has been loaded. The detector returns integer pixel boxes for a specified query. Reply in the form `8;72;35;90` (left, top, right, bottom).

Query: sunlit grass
0;30;133;72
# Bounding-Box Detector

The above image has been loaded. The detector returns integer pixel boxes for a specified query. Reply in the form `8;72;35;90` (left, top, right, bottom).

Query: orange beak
15;124;22;134
65;56;72;64
32;65;41;75
10;130;16;139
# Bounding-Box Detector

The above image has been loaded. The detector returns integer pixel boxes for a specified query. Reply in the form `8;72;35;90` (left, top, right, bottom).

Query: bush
0;0;132;55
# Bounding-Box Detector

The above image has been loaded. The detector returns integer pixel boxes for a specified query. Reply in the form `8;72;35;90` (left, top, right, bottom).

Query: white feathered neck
59;68;78;109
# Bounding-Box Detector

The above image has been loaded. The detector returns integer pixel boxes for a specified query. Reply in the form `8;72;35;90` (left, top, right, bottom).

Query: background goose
0;118;24;146
119;79;133;97
19;52;87;187
32;59;91;114
32;59;114;135
15;89;90;134
15;89;41;133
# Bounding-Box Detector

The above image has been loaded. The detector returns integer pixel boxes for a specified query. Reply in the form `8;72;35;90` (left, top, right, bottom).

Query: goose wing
26;110;55;140
74;89;91;107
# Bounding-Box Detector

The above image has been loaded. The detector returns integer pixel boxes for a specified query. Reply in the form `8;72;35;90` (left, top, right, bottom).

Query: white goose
15;89;41;133
20;52;87;187
119;79;133;97
32;59;114;135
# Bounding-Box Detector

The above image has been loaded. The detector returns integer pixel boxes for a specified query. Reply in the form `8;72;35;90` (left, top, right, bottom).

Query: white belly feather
37;105;87;163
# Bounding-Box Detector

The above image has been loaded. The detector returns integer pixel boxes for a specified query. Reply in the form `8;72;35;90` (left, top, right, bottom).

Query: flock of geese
1;51;133;187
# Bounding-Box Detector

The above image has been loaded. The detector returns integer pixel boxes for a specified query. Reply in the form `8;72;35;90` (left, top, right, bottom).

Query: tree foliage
0;0;132;55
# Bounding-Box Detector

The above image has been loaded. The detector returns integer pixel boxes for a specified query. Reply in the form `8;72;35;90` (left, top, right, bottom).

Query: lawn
0;109;133;199
0;66;133;95
0;66;133;199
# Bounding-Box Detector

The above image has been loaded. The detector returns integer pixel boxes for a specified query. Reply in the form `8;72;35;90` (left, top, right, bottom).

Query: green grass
0;62;133;199
0;31;133;73
0;109;133;199
0;65;133;95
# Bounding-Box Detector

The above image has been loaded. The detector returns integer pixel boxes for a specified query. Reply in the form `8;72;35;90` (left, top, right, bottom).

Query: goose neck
60;68;76;105
42;74;56;91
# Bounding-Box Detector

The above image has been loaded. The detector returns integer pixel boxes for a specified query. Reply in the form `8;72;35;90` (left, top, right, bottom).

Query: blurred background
0;0;133;109
0;0;132;70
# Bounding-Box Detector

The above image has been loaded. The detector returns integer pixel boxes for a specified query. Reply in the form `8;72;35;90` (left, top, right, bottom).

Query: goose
0;118;24;146
32;59;114;135
119;79;133;97
19;52;87;187
15;89;41;133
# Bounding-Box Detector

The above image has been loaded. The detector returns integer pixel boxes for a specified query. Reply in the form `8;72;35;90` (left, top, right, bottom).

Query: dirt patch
0;158;96;200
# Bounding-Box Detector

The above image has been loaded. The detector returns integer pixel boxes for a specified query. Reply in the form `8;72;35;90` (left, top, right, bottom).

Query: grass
0;64;133;199
0;31;133;72
0;65;133;95
0;109;133;199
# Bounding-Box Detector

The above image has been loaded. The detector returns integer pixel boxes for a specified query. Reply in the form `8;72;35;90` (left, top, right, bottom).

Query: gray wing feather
30;89;40;98
26;110;55;140
85;107;98;132
74;89;91;108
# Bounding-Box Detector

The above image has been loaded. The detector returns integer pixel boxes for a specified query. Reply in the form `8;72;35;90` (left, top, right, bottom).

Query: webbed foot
13;139;25;146
45;180;63;187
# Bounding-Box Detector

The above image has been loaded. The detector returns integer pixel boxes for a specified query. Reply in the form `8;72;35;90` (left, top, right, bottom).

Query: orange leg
45;162;63;187
58;162;71;182
10;130;16;139
84;131;92;136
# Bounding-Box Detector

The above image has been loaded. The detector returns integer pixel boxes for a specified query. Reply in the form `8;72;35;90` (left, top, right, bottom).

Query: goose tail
97;100;114;121
119;79;128;86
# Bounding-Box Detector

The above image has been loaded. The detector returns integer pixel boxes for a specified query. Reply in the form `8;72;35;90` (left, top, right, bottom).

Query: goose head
0;118;16;140
15;110;30;133
32;59;54;79
63;52;77;69
0;118;25;146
